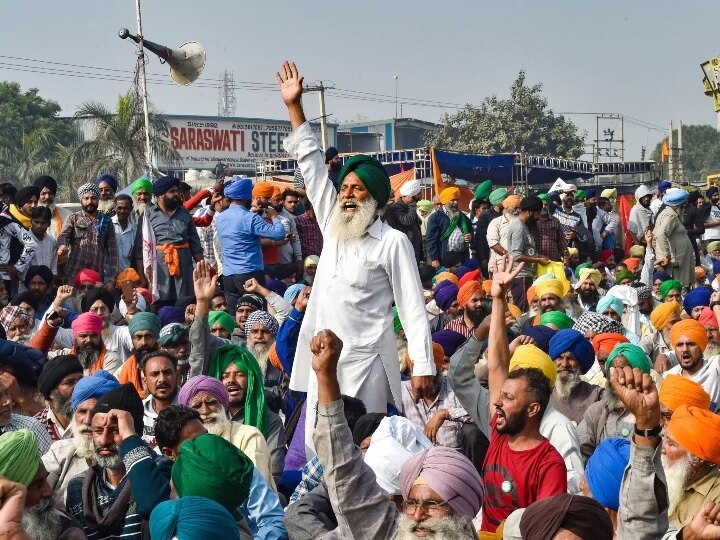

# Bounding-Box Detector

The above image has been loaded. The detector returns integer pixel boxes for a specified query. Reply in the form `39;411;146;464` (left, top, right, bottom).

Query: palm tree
0;124;68;185
69;92;180;188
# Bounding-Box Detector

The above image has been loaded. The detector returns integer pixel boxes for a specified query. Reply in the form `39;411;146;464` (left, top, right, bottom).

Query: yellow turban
669;405;720;465
435;272;458;286
660;374;711;412
535;279;565;300
567;247;579;257
507;303;522;319
650;301;681;331
502;195;521;210
439;187;460;205
509;344;557;387
577;268;601;288
669;319;708;351
629;245;645;258
601;188;617;199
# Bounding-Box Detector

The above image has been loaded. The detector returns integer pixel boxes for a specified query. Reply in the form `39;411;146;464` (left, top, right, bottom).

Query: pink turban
74;268;101;287
177;375;229;411
399;446;483;518
71;312;103;339
699;307;719;330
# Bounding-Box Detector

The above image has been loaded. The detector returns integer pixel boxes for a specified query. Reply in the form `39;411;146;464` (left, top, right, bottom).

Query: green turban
337;155;391;208
488;188;508;206
474;180;492;201
173;433;254;518
393;306;403;334
131;177;153;195
659;279;683;301
207;344;267;436
575;190;586;201
539;311;574;330
0;430;40;486
605;343;651;376
537;193;551;203
128;312;161;338
574;262;593;279
417;199;433;213
157;323;189;347
615;269;635;284
208;311;236;335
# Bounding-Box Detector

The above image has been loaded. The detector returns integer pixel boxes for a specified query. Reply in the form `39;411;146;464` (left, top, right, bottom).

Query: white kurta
284;122;434;453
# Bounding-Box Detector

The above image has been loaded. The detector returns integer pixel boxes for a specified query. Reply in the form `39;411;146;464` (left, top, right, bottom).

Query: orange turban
252;183;274;198
669;319;708;351
591;332;629;356
659;374;711;412
527;286;537;303
624;258;641;272
502;195;521;210
458;281;484;308
458;269;482;288
439;187;460;205
650;301;681;331
482;280;492;295
406;342;445;372
507;304;522;319
668;405;720;465
268;342;284;373
116;268;141;288
272;186;282;198
435;272;458;286
696;266;707;279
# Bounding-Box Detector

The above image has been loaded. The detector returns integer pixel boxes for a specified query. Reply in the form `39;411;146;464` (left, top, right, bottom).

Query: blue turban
454;266;471;280
265;279;288;297
71;370;119;412
584;187;598;199
150;496;240;540
224;178;253;200
596;295;624;318
662;188;689;206
714;260;720;275
522;325;557;354
431;330;467;358
658;180;672;193
95;173;118;192
684;287;712;315
0;339;46;387
158;306;185;327
152;175;180;196
283;284;306;305
586;438;630;510
708;187;719;198
548;328;596;374
434;284;459;312
653;270;671;283
463;259;480;271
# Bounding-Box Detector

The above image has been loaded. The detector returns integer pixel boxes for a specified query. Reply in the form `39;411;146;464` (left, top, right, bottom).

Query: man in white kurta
279;62;435;454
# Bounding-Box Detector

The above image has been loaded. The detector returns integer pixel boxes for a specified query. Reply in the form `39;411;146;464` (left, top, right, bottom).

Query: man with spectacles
310;328;484;538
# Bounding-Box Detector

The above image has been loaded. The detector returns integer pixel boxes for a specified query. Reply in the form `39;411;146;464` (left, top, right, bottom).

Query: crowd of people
3;61;720;540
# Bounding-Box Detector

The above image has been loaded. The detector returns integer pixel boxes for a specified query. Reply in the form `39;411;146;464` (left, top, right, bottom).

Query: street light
393;75;399;118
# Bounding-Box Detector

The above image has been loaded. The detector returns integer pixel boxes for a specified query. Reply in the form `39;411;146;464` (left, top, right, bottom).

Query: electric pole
217;71;236;117
304;81;335;150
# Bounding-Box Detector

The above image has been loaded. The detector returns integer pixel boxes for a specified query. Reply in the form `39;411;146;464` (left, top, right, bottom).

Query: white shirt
284;122;434;424
705;204;720;241
666;357;720;406
486;213;515;271
28;230;57;275
540;404;584;495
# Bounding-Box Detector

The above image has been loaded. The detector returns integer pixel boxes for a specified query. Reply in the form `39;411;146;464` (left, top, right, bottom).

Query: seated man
0;372;52;455
35;354;84;442
0;430;85;540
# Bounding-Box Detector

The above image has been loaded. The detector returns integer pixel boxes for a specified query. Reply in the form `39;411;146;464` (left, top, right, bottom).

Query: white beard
249;342;270;376
135;202;149;214
38;201;55;211
662;454;692;517
71;420;95;459
706;341;720;359
555;370;581;400
201;408;232;436
98;199;115;214
328;198;378;243
394;514;474;540
22;499;62;540
11;334;31;345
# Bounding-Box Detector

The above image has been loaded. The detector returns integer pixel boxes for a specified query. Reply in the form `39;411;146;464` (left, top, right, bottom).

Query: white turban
399;180;421;197
635;184;654;200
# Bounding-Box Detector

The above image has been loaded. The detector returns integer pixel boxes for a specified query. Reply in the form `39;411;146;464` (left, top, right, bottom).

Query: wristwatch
634;425;661;438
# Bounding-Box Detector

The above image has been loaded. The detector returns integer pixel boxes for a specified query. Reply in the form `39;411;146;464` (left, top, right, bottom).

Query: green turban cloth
393;306;403;334
539;311;573;330
128;312;161;338
207;344;267;436
659;279;683;301
417;199;433;213
208;310;236;335
157;323;189;347
574;262;593;279
0;430;40;486
474;180;492;201
488;188;508;206
131;177;153;195
537;193;550;203
605;343;651;376
173;433;254;518
615;269;635;284
575;190;586;201
337;155;391;208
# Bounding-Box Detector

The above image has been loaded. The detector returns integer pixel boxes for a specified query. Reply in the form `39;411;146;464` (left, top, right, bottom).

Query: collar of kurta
686;467;720;497
366;217;383;240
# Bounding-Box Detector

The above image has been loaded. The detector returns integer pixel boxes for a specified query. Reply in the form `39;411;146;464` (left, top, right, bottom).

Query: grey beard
250;342;270;376
303;273;315;285
76;346;101;369
555;370;581;400
98;199;115;214
201;408;231;436
445;206;460;219
136;202;149;214
329;198;378;243
22;498;62;540
662;454;692;516
706;342;720;359
94;444;123;471
38;201;55;211
11;334;31;345
394;514;475;540
50;390;73;418
71;420;94;459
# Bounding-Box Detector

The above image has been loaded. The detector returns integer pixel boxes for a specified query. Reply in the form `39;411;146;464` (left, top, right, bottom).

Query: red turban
699;307;719;330
71;312;103;339
669;319;709;351
458;269;481;288
252;183;274;198
74;268;101;287
457;281;484;308
591;333;629;356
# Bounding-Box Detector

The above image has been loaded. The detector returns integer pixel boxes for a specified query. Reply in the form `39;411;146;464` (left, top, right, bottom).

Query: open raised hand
276;61;304;106
490;254;524;299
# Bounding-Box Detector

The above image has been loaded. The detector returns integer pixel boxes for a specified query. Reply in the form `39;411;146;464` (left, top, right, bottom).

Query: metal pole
678;120;684;182
318;83;328;150
135;0;153;174
394;75;398;119
668;121;674;182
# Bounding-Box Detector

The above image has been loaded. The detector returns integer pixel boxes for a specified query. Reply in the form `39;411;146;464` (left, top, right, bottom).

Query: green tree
69;92;180;189
426;70;585;158
650;124;720;183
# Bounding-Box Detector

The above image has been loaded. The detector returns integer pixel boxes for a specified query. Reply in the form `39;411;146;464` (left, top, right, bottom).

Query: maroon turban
519;494;613;540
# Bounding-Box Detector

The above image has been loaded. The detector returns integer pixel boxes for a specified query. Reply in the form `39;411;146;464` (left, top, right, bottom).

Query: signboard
157;115;336;171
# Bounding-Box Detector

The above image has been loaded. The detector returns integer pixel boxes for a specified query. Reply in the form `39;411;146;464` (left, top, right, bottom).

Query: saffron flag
618;194;634;256
660;139;670;164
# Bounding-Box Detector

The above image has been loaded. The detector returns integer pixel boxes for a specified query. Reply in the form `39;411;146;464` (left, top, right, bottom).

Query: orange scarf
117;355;146;398
156;243;190;277
53;207;63;237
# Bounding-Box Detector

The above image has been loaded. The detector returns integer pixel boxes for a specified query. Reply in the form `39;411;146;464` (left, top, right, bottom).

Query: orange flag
430;146;446;196
390;168;416;201
660;139;670;164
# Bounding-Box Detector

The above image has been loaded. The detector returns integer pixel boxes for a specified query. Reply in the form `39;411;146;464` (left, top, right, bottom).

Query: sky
2;0;719;161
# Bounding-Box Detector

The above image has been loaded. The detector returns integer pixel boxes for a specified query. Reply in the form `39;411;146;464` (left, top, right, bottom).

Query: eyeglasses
403;499;450;516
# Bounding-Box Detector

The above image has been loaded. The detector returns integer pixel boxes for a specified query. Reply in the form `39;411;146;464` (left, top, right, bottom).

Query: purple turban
431;330;467;358
399;446;483;518
453;266;471;280
177;375;229;410
158;306;185;327
521;325;557;354
265;279;288;297
434;284;459;312
548;329;595;374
